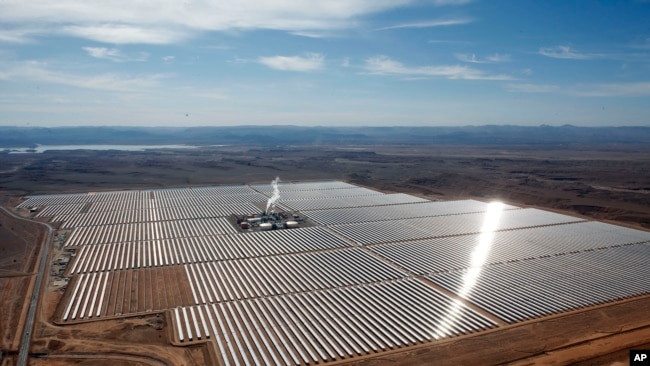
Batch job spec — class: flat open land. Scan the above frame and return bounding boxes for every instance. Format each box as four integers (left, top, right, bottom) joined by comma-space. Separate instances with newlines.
1, 143, 649, 366
0, 205, 46, 358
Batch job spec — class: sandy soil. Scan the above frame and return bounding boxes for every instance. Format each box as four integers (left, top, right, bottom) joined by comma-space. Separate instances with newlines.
30, 282, 212, 365
0, 209, 45, 355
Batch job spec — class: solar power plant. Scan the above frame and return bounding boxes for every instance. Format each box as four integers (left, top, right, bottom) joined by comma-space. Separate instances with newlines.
301, 200, 521, 226
20, 180, 650, 366
279, 193, 430, 211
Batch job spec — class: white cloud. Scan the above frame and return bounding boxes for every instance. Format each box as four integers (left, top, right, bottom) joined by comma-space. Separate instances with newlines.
538, 45, 600, 60
162, 55, 175, 62
0, 0, 413, 44
290, 31, 331, 39
0, 28, 39, 43
540, 45, 648, 63
83, 47, 149, 62
0, 61, 164, 91
364, 55, 512, 80
64, 25, 190, 44
258, 53, 324, 72
378, 18, 472, 30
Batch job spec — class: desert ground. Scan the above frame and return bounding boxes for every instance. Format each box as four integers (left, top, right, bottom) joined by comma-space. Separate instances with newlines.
0, 204, 45, 359
1, 143, 649, 365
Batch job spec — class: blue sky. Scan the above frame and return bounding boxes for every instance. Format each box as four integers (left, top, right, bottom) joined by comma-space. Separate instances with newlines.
1, 0, 649, 127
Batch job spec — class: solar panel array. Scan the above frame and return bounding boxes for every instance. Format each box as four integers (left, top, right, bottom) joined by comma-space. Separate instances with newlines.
428, 243, 650, 323
151, 185, 257, 199
19, 190, 149, 207
265, 188, 384, 202
280, 193, 429, 211
36, 203, 86, 217
302, 200, 520, 225
18, 180, 650, 366
328, 208, 585, 245
54, 203, 260, 228
171, 279, 497, 366
61, 266, 193, 321
250, 180, 355, 194
20, 186, 264, 211
68, 227, 352, 274
64, 217, 236, 246
183, 248, 404, 303
370, 221, 650, 274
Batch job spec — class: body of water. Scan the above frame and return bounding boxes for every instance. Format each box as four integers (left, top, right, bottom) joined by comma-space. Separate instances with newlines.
4, 144, 224, 154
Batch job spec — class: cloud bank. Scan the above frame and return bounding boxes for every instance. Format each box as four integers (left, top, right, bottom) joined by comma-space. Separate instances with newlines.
258, 53, 325, 72
364, 55, 512, 80
0, 0, 414, 44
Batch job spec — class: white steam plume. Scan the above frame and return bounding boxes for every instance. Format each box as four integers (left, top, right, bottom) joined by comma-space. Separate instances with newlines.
266, 177, 281, 213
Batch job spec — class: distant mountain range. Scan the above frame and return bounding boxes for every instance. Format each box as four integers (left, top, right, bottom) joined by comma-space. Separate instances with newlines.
1, 125, 649, 147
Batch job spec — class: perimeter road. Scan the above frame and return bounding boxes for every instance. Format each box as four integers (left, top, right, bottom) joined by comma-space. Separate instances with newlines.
0, 207, 54, 366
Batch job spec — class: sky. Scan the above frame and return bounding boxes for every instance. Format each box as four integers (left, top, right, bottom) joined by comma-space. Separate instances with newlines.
1, 0, 649, 127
